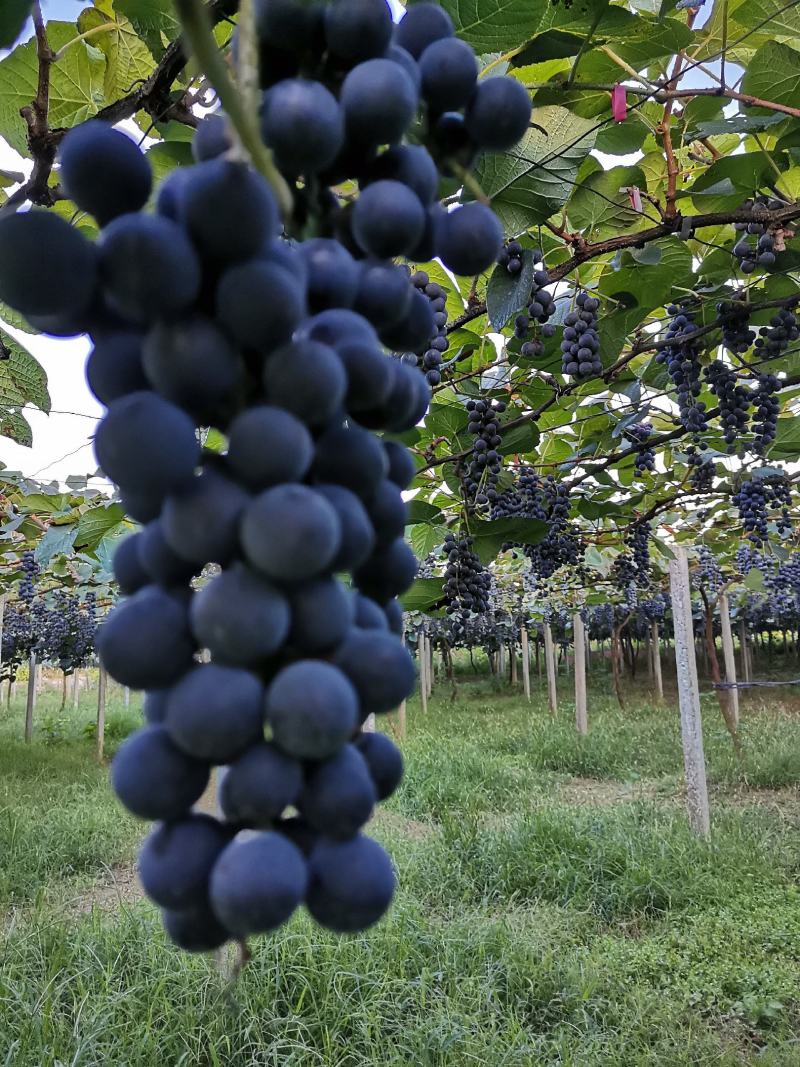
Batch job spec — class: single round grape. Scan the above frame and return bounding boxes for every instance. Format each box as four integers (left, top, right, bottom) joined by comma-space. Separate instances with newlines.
112, 532, 148, 596
418, 37, 477, 112
364, 144, 438, 205
301, 237, 361, 310
354, 537, 418, 602
299, 744, 376, 838
465, 76, 531, 150
261, 79, 344, 175
192, 113, 233, 161
59, 121, 152, 226
165, 663, 265, 763
0, 210, 97, 318
138, 519, 197, 587
98, 213, 201, 322
394, 2, 454, 58
98, 586, 195, 689
289, 577, 355, 653
111, 725, 208, 820
262, 338, 347, 426
340, 58, 418, 145
240, 484, 342, 582
312, 422, 388, 498
435, 203, 503, 276
139, 814, 229, 909
209, 832, 308, 937
352, 180, 426, 258
94, 391, 200, 500
265, 660, 359, 759
315, 483, 376, 570
162, 903, 229, 953
384, 440, 416, 489
189, 563, 290, 666
354, 593, 389, 630
306, 833, 395, 932
216, 260, 305, 352
162, 464, 250, 567
226, 405, 314, 490
367, 479, 407, 544
86, 331, 148, 404
180, 159, 278, 264
334, 627, 415, 714
219, 742, 303, 827
324, 0, 392, 61
355, 731, 404, 799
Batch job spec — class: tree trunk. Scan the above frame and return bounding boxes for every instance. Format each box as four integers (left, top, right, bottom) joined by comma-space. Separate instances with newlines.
543, 624, 557, 715
419, 638, 428, 714
719, 591, 739, 729
573, 613, 587, 735
521, 626, 531, 702
509, 643, 517, 685
25, 652, 36, 743
651, 621, 663, 702
669, 546, 711, 839
702, 593, 739, 749
611, 624, 626, 710
60, 671, 68, 711
72, 669, 80, 708
96, 665, 107, 762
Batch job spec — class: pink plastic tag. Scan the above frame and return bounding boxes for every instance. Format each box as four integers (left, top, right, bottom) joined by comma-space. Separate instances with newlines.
611, 84, 627, 123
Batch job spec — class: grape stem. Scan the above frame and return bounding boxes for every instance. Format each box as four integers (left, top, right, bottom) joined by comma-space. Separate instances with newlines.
174, 0, 294, 221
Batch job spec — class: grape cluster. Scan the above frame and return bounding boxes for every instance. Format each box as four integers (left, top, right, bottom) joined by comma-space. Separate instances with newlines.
734, 475, 792, 544
690, 457, 715, 492
19, 550, 38, 604
38, 591, 97, 673
526, 478, 584, 582
512, 250, 556, 359
753, 307, 799, 361
497, 239, 523, 275
735, 543, 768, 576
750, 372, 780, 456
464, 398, 505, 508
627, 519, 651, 585
441, 532, 491, 615
693, 546, 722, 595
627, 422, 655, 476
491, 465, 548, 522
0, 1, 534, 955
561, 292, 601, 378
717, 300, 754, 355
657, 306, 708, 463
705, 360, 750, 453
732, 197, 784, 273
405, 270, 448, 386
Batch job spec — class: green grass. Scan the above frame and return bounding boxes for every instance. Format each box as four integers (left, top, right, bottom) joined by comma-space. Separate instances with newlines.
1, 669, 800, 1064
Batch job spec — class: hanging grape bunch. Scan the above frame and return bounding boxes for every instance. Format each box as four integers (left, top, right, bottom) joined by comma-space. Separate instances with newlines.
498, 239, 523, 275
734, 475, 793, 544
0, 0, 532, 955
561, 292, 601, 378
441, 532, 492, 615
463, 398, 506, 509
405, 270, 449, 386
656, 305, 708, 467
732, 195, 787, 273
512, 248, 556, 360
750, 372, 780, 455
626, 422, 656, 476
704, 361, 750, 454
717, 300, 754, 355
753, 307, 799, 360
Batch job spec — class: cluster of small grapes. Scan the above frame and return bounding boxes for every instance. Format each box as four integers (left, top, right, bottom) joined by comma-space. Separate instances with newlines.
732, 197, 784, 273
19, 550, 38, 604
612, 553, 639, 611
734, 476, 793, 544
463, 398, 506, 508
498, 239, 523, 275
638, 595, 666, 627
526, 479, 584, 582
38, 591, 98, 673
627, 422, 656, 476
735, 543, 768, 575
717, 300, 754, 355
560, 292, 601, 378
0, 1, 533, 955
513, 251, 556, 360
627, 519, 651, 585
657, 306, 708, 464
405, 270, 448, 386
693, 546, 722, 595
441, 532, 492, 615
750, 372, 780, 455
690, 457, 715, 492
490, 465, 548, 522
705, 361, 750, 453
753, 307, 799, 360
587, 603, 615, 640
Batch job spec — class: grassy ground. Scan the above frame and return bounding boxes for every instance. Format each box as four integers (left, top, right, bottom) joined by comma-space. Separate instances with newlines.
1, 661, 800, 1065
